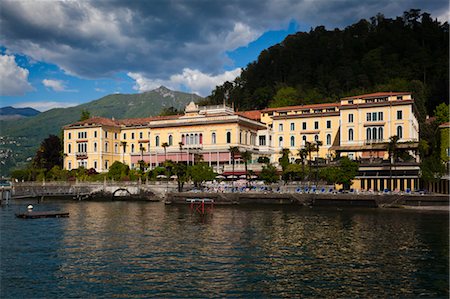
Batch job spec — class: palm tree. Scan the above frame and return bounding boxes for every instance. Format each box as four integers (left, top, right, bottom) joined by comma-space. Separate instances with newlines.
297, 148, 308, 179
315, 140, 323, 186
240, 150, 252, 182
387, 135, 399, 191
229, 146, 240, 185
139, 144, 146, 171
304, 141, 315, 180
161, 142, 169, 162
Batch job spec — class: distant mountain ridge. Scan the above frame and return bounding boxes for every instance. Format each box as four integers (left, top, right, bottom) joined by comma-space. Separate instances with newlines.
0, 106, 40, 120
0, 86, 202, 175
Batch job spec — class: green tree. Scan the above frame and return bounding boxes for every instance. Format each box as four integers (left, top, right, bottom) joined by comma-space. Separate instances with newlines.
79, 109, 91, 121
335, 157, 359, 189
257, 156, 270, 164
387, 135, 400, 190
297, 148, 308, 177
229, 146, 240, 183
173, 162, 188, 192
284, 163, 305, 181
304, 141, 316, 180
108, 161, 130, 181
269, 87, 299, 108
161, 142, 169, 161
259, 163, 279, 184
32, 135, 63, 172
278, 148, 290, 172
434, 103, 449, 124
188, 163, 215, 188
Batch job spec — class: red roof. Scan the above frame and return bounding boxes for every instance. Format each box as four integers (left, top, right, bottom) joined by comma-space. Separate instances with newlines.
261, 102, 340, 113
64, 116, 120, 128
342, 91, 411, 100
236, 110, 261, 121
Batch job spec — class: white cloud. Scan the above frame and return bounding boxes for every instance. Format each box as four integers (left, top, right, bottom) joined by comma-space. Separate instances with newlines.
0, 54, 33, 96
14, 101, 79, 112
128, 68, 242, 96
42, 79, 65, 91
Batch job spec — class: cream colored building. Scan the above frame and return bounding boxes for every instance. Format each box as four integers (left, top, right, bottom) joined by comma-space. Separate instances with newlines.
63, 91, 420, 191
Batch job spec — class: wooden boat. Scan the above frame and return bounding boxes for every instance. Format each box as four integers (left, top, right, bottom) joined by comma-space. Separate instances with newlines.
15, 211, 69, 219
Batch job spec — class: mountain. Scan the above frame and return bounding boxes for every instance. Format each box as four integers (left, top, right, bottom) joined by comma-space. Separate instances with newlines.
0, 106, 40, 120
0, 86, 202, 175
207, 10, 448, 116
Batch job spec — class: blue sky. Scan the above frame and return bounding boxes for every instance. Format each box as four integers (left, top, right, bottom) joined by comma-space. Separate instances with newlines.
0, 1, 448, 111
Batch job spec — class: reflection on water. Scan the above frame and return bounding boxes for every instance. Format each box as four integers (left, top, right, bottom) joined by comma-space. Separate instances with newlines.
1, 202, 448, 298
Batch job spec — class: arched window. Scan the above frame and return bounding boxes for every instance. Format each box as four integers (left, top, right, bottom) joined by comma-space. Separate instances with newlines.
93, 142, 97, 152
168, 135, 173, 146
114, 143, 118, 154
199, 133, 203, 144
105, 142, 109, 152
155, 136, 160, 147
290, 136, 295, 147
302, 135, 306, 145
366, 128, 371, 140
348, 128, 354, 141
378, 127, 383, 141
314, 135, 319, 141
226, 132, 231, 144
279, 136, 283, 147
131, 144, 135, 153
326, 134, 331, 145
397, 126, 403, 139
182, 134, 186, 145
372, 127, 377, 140
68, 144, 71, 153
211, 132, 216, 144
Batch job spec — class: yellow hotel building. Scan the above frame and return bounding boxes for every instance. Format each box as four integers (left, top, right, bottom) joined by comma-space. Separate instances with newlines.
63, 91, 420, 191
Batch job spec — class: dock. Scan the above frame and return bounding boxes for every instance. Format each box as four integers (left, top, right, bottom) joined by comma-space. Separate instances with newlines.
15, 211, 70, 219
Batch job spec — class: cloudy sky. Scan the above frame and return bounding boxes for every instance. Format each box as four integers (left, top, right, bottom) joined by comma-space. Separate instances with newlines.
0, 0, 448, 111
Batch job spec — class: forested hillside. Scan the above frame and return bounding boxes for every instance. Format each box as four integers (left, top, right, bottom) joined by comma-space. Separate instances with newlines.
207, 10, 448, 117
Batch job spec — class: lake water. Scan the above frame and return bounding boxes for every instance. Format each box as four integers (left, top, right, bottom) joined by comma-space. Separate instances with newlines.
1, 201, 448, 298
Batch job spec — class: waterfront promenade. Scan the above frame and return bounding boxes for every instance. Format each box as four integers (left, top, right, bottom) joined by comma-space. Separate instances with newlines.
7, 181, 449, 209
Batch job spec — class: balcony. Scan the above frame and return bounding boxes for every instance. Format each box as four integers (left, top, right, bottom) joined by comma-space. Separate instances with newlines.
76, 152, 88, 160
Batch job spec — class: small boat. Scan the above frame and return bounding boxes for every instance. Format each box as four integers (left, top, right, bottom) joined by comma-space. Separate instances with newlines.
15, 211, 69, 219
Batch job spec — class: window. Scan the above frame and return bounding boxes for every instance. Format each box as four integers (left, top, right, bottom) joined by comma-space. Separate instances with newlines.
212, 133, 216, 144
314, 121, 319, 130
168, 135, 173, 146
94, 161, 97, 169
199, 133, 203, 144
279, 136, 283, 147
378, 112, 383, 121
348, 129, 354, 141
397, 126, 403, 139
348, 100, 353, 104
94, 131, 97, 138
259, 135, 266, 146
155, 136, 160, 147
139, 132, 143, 139
68, 161, 72, 170
348, 114, 354, 123
105, 142, 109, 152
115, 143, 118, 154
105, 160, 109, 170
290, 136, 295, 147
226, 132, 231, 144
378, 127, 383, 141
239, 131, 242, 144
77, 142, 87, 153
366, 113, 371, 122
302, 122, 306, 130
372, 112, 377, 121
397, 96, 403, 100
123, 133, 127, 139
302, 135, 306, 145
366, 128, 371, 140
68, 133, 71, 139
68, 144, 71, 153
290, 123, 295, 131
131, 133, 135, 140
78, 131, 87, 139
114, 133, 118, 139
372, 127, 377, 140
131, 144, 135, 153
326, 120, 331, 129
279, 124, 283, 132
326, 134, 331, 145
397, 110, 402, 120
93, 142, 97, 152
314, 135, 319, 142
105, 131, 108, 138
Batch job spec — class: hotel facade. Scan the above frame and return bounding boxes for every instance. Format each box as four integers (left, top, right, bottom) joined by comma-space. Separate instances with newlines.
63, 92, 420, 191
